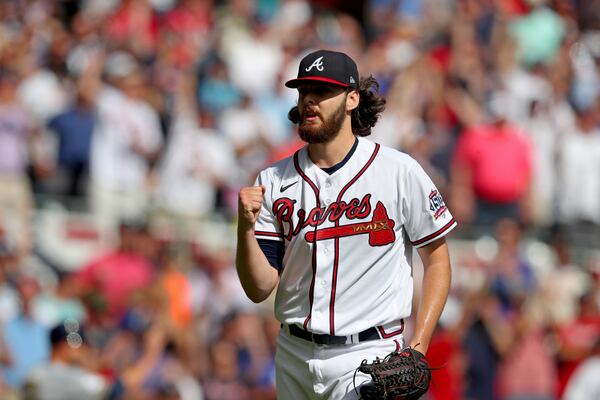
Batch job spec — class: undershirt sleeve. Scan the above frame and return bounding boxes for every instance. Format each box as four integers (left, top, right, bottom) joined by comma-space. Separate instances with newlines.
258, 239, 285, 272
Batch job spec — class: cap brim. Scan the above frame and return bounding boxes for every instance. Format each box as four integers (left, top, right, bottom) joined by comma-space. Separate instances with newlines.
285, 76, 351, 88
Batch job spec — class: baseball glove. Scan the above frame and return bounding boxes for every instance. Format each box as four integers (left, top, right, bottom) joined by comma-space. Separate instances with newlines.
355, 347, 432, 400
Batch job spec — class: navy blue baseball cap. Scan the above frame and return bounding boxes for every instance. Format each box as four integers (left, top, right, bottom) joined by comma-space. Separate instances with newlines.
285, 50, 359, 89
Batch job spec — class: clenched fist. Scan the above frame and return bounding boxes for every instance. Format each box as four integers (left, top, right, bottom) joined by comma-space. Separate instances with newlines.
238, 185, 266, 231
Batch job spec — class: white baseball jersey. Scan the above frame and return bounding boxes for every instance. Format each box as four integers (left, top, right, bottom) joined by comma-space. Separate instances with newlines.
255, 137, 456, 336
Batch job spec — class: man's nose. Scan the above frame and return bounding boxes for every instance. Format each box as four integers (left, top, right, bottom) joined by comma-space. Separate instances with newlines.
302, 93, 317, 106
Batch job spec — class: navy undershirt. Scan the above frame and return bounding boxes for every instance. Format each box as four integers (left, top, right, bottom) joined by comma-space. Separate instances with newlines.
258, 138, 359, 271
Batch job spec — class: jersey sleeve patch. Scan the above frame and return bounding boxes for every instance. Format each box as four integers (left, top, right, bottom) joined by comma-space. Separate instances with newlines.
411, 218, 457, 248
428, 190, 448, 220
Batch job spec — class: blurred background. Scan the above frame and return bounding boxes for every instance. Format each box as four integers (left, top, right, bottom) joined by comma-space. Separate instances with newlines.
0, 0, 599, 399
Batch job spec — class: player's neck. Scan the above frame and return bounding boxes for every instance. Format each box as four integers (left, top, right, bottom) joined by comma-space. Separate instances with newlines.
308, 127, 357, 168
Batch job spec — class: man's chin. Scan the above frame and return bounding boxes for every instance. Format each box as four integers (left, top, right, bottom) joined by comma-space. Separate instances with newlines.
298, 129, 332, 144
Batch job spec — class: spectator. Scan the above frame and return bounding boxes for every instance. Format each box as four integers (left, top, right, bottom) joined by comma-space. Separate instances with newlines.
218, 94, 276, 184
496, 301, 557, 400
105, 315, 203, 400
31, 271, 87, 330
556, 102, 600, 226
1, 277, 50, 390
155, 70, 237, 227
538, 228, 590, 326
562, 338, 600, 400
44, 78, 96, 204
74, 219, 155, 324
451, 97, 533, 233
516, 88, 571, 227
0, 241, 19, 324
509, 5, 566, 68
22, 321, 108, 400
80, 50, 163, 231
460, 290, 511, 400
221, 14, 285, 97
554, 292, 600, 397
423, 324, 466, 400
0, 67, 39, 254
487, 219, 536, 313
202, 339, 250, 400
105, 0, 160, 59
196, 56, 242, 114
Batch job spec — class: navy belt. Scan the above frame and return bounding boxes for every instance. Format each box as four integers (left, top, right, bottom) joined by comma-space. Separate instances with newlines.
286, 324, 380, 345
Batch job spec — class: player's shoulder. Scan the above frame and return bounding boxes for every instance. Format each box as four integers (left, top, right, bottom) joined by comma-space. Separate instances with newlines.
257, 147, 304, 183
362, 138, 421, 170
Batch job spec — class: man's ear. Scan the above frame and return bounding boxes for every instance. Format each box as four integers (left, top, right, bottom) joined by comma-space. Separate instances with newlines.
346, 90, 359, 112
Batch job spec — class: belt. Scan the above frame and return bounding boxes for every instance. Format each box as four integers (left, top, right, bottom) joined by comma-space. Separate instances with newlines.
286, 324, 381, 345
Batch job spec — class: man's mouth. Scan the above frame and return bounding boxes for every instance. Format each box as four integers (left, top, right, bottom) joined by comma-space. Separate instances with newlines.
302, 109, 320, 123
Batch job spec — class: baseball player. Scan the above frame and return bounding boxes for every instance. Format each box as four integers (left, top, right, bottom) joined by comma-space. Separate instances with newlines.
236, 49, 456, 399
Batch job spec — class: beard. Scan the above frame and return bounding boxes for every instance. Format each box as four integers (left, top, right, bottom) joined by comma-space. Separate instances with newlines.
298, 100, 347, 144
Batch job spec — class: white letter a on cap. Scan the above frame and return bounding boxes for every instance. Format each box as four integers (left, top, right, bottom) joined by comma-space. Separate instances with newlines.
305, 56, 324, 72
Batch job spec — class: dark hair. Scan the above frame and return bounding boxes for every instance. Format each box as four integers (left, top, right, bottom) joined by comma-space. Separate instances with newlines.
287, 75, 386, 136
351, 75, 386, 136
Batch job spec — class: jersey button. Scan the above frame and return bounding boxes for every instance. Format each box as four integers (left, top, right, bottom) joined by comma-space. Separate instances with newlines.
326, 181, 332, 188
323, 248, 328, 253
325, 198, 331, 205
321, 280, 327, 286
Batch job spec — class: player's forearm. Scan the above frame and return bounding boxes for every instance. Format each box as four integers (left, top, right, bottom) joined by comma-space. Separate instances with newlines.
411, 239, 452, 353
236, 228, 279, 303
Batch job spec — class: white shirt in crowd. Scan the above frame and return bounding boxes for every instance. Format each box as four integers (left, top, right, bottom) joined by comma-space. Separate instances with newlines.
563, 357, 600, 400
556, 126, 600, 224
90, 86, 163, 192
156, 113, 236, 217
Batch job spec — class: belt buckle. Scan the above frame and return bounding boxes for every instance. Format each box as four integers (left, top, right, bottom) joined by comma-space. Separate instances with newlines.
345, 333, 359, 345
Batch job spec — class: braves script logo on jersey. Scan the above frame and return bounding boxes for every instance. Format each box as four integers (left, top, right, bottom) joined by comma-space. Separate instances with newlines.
272, 195, 396, 246
305, 56, 325, 72
429, 190, 447, 220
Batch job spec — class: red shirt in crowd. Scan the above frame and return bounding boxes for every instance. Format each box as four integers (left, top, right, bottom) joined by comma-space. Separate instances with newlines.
75, 251, 155, 321
555, 315, 600, 396
427, 329, 465, 400
453, 122, 532, 204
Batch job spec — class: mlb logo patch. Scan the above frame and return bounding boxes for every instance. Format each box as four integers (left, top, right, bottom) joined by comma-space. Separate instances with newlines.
429, 190, 447, 220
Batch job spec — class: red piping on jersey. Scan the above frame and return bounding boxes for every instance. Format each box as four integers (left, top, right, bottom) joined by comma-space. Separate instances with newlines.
293, 150, 320, 331
329, 143, 380, 335
255, 231, 284, 239
411, 218, 456, 246
377, 320, 404, 338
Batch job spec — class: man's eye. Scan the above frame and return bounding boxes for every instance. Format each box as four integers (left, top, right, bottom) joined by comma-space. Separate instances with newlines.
314, 86, 330, 94
299, 86, 332, 96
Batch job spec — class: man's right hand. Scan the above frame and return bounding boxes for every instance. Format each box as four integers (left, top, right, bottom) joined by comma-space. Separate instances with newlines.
238, 185, 266, 231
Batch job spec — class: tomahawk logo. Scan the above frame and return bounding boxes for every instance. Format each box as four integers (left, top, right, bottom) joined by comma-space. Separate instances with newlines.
272, 195, 396, 246
305, 56, 324, 72
305, 202, 396, 247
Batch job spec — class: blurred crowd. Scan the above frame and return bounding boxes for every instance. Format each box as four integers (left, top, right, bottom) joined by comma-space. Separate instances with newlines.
0, 0, 600, 399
